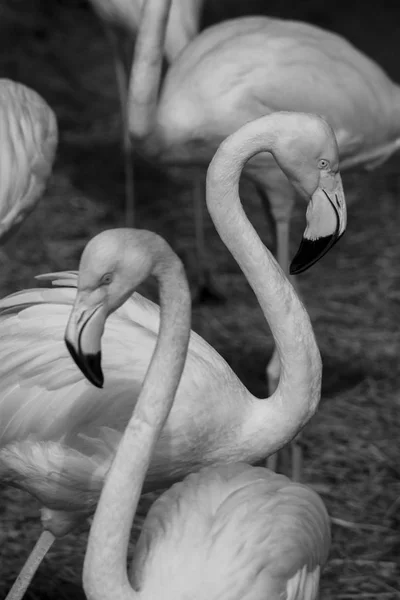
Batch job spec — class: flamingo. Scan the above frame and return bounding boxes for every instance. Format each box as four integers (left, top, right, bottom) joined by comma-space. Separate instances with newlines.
128, 0, 399, 374
77, 235, 330, 600
86, 0, 204, 227
0, 79, 57, 251
1, 111, 345, 600
127, 0, 399, 474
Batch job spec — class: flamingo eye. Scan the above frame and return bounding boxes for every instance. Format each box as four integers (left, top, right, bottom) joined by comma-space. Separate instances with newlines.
318, 159, 330, 170
100, 273, 113, 286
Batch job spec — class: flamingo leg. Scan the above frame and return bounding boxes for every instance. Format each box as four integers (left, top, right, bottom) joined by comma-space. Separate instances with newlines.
104, 25, 135, 227
192, 177, 225, 305
5, 530, 55, 600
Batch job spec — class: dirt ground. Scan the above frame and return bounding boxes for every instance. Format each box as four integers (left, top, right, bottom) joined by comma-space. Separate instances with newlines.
0, 1, 399, 598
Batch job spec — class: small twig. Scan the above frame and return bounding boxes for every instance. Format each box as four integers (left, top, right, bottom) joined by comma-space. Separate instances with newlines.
331, 517, 391, 532
329, 558, 397, 570
384, 495, 400, 519
378, 579, 400, 597
337, 594, 397, 599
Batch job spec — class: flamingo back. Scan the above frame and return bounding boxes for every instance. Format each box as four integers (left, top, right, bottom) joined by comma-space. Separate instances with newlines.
0, 275, 156, 447
158, 16, 400, 166
131, 463, 330, 599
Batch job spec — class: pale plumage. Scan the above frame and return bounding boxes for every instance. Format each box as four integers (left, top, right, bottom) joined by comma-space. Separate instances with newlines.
0, 79, 57, 244
2, 112, 342, 599
127, 464, 330, 600
157, 17, 400, 166
0, 273, 246, 499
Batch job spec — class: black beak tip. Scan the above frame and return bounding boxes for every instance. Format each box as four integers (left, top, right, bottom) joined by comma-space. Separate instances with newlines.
290, 234, 337, 275
65, 337, 104, 389
85, 353, 104, 389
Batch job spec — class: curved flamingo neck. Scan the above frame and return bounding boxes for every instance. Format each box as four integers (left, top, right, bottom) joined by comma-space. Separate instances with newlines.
163, 0, 202, 63
207, 114, 322, 454
82, 241, 191, 600
128, 0, 172, 155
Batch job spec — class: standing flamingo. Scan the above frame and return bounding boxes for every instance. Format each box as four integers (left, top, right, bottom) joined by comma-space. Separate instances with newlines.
128, 0, 399, 475
78, 235, 330, 600
1, 112, 344, 600
87, 0, 204, 227
0, 79, 57, 250
128, 0, 399, 378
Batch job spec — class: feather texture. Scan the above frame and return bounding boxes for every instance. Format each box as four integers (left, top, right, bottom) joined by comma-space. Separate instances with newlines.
0, 271, 252, 512
0, 79, 57, 242
130, 463, 330, 599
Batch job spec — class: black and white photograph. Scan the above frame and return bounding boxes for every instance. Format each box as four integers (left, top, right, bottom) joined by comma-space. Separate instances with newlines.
0, 1, 399, 598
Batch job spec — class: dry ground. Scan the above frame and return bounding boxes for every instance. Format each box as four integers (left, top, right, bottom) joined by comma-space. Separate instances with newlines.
0, 1, 399, 598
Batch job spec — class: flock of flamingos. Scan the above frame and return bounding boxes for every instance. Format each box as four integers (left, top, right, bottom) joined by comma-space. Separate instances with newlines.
1, 0, 400, 598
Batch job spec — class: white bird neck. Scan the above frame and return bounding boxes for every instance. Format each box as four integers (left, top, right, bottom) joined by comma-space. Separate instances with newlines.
207, 114, 322, 456
162, 0, 202, 63
82, 242, 191, 600
128, 0, 173, 155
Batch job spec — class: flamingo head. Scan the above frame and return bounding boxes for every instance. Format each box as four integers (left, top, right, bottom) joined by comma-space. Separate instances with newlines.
274, 113, 347, 274
64, 228, 156, 388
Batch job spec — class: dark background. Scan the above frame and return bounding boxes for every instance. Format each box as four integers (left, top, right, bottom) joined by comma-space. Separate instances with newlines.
0, 1, 399, 599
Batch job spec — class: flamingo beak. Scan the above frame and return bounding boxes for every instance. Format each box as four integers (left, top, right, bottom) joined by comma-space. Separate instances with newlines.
64, 297, 106, 389
290, 172, 346, 275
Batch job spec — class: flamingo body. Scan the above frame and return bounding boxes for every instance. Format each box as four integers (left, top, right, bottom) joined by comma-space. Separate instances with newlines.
157, 16, 400, 167
0, 272, 254, 511
129, 463, 330, 599
0, 79, 57, 243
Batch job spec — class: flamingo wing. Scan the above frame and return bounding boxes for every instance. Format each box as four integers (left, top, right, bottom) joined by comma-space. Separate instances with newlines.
0, 271, 247, 506
0, 272, 164, 508
0, 271, 232, 456
132, 463, 330, 599
0, 272, 158, 447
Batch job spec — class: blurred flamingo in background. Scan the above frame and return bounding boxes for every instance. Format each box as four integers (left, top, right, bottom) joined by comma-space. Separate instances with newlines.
78, 233, 330, 600
128, 0, 400, 476
0, 79, 57, 255
1, 111, 344, 600
128, 0, 349, 298
87, 0, 205, 227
